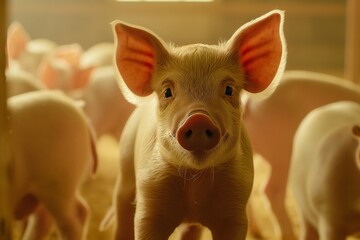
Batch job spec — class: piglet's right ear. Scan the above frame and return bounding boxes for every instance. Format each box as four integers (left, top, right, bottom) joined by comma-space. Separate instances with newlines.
228, 10, 286, 95
112, 21, 168, 97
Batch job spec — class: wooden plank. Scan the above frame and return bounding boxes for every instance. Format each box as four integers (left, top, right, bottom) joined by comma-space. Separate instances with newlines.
345, 0, 360, 83
12, 1, 345, 17
0, 0, 12, 238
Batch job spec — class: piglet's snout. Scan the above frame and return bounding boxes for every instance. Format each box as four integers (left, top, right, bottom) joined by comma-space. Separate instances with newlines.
176, 113, 221, 151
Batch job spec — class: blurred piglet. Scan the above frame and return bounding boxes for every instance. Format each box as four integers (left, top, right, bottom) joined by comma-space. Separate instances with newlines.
38, 43, 89, 91
103, 10, 286, 239
7, 22, 57, 75
6, 67, 45, 97
38, 42, 114, 92
36, 43, 133, 140
79, 66, 134, 140
290, 101, 360, 240
243, 71, 360, 240
8, 91, 98, 240
80, 42, 114, 69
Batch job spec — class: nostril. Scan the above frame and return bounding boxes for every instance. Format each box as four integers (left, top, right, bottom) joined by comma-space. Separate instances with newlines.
205, 129, 213, 138
185, 129, 192, 138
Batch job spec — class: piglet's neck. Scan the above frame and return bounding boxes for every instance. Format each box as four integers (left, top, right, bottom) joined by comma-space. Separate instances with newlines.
179, 168, 215, 221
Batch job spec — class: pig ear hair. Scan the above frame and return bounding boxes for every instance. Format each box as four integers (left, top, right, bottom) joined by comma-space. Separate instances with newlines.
228, 10, 287, 98
111, 20, 168, 104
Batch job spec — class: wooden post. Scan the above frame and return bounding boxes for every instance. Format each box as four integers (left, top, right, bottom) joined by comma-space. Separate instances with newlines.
0, 0, 12, 238
345, 0, 360, 83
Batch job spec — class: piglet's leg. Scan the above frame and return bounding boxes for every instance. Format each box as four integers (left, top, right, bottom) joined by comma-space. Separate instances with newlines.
114, 177, 136, 240
114, 145, 136, 240
179, 224, 203, 240
134, 207, 181, 240
246, 198, 263, 237
264, 157, 297, 240
318, 218, 346, 240
44, 195, 89, 240
135, 187, 185, 240
22, 204, 53, 240
299, 215, 318, 240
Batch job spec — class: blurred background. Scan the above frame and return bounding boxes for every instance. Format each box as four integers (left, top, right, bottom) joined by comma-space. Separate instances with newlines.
8, 0, 346, 77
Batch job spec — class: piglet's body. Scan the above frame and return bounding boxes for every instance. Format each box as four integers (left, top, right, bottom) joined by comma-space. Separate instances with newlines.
6, 68, 45, 97
107, 10, 286, 240
8, 91, 98, 240
243, 71, 360, 239
290, 101, 360, 240
80, 66, 134, 140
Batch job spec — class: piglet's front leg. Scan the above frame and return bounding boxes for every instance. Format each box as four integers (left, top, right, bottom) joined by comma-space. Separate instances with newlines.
134, 168, 185, 240
134, 207, 181, 240
210, 217, 248, 240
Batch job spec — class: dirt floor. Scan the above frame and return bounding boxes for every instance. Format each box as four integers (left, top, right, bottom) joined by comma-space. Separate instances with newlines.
13, 135, 358, 239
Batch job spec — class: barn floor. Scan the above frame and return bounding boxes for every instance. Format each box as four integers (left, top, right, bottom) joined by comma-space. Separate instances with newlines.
13, 135, 358, 239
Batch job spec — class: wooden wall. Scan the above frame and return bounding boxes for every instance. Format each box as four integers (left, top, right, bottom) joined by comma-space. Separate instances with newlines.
8, 0, 346, 74
345, 0, 360, 83
0, 0, 12, 238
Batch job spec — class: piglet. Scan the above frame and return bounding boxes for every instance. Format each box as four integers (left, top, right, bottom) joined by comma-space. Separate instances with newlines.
38, 43, 114, 93
80, 42, 114, 69
6, 67, 45, 97
7, 22, 57, 75
290, 101, 360, 240
38, 43, 94, 91
243, 70, 360, 239
8, 91, 98, 240
79, 66, 134, 140
106, 10, 286, 240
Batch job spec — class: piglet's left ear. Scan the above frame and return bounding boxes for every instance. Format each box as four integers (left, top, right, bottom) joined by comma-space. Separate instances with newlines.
228, 10, 287, 93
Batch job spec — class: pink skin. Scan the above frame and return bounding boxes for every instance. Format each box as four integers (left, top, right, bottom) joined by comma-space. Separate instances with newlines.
38, 43, 114, 92
38, 44, 95, 92
243, 71, 360, 240
7, 24, 91, 92
290, 101, 360, 240
7, 22, 57, 75
104, 10, 286, 240
6, 22, 132, 142
8, 91, 98, 240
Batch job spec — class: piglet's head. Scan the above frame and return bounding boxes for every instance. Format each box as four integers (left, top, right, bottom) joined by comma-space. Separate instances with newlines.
112, 10, 286, 169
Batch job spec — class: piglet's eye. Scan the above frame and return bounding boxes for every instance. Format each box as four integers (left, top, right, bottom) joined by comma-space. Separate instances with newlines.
164, 88, 173, 98
225, 86, 233, 96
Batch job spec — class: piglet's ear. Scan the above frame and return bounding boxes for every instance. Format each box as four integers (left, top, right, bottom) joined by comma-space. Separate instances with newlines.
7, 22, 30, 59
228, 10, 286, 93
112, 21, 168, 98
